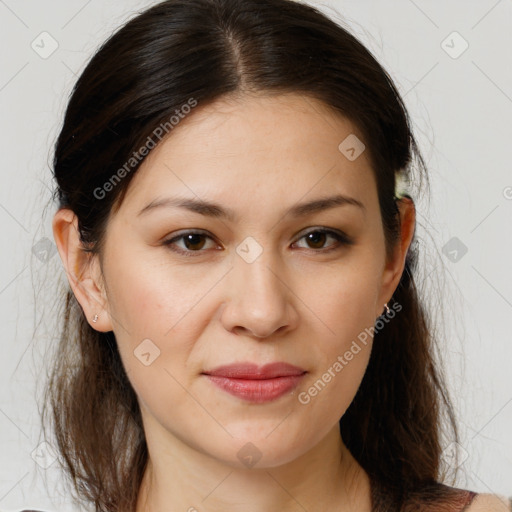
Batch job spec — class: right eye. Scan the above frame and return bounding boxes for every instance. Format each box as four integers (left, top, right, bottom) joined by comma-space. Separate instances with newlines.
162, 230, 221, 257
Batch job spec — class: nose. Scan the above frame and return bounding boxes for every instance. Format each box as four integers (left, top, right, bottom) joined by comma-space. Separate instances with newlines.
219, 248, 299, 339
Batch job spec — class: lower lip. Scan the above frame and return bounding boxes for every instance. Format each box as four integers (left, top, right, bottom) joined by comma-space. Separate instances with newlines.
204, 374, 305, 403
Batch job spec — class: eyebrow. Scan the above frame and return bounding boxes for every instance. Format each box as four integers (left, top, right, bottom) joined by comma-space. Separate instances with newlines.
137, 193, 365, 221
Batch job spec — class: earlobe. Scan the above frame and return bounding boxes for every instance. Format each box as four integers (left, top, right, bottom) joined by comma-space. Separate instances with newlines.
52, 208, 113, 332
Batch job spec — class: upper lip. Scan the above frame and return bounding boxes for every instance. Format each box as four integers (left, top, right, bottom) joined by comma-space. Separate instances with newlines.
202, 362, 306, 379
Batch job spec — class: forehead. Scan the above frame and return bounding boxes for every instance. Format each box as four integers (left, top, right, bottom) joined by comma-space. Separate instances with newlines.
159, 92, 363, 153
119, 92, 377, 216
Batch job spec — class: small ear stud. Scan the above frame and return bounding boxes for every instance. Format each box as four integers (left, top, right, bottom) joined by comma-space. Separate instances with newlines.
384, 303, 390, 314
92, 314, 98, 323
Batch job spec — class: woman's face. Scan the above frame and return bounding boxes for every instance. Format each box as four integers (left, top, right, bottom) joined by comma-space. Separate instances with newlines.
77, 93, 408, 468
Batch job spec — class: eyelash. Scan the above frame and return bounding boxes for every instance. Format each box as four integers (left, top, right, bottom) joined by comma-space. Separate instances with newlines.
162, 228, 354, 257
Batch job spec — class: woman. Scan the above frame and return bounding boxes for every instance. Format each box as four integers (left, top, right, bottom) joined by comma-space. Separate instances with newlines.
36, 0, 510, 510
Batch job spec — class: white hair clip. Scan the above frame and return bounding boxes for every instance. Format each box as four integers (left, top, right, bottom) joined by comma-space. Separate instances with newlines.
394, 168, 410, 199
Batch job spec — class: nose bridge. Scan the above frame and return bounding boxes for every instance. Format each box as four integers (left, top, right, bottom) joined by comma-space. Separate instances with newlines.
221, 236, 294, 338
235, 237, 285, 312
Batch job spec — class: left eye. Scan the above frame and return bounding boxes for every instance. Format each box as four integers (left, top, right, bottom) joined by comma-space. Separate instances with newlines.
293, 229, 352, 251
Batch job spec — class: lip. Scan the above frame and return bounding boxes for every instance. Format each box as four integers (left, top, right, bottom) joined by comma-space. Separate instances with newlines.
204, 362, 306, 379
202, 362, 307, 403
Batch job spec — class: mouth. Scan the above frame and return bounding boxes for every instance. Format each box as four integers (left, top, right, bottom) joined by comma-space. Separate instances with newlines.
202, 362, 307, 403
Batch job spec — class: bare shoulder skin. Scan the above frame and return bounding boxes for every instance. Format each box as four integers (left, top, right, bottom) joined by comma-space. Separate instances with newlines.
467, 493, 511, 511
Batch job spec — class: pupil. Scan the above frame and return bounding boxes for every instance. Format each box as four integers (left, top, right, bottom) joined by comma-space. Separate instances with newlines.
307, 232, 326, 249
185, 234, 205, 250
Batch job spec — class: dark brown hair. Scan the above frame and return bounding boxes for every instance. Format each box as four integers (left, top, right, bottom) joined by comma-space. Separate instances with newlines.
44, 0, 461, 510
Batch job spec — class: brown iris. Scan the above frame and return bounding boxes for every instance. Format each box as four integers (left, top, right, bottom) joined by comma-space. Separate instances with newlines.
304, 231, 328, 249
183, 233, 207, 251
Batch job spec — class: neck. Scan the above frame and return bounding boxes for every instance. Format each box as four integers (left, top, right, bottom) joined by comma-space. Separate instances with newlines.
135, 423, 372, 512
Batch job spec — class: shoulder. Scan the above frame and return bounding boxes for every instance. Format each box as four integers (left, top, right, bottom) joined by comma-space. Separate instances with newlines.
466, 493, 511, 511
371, 478, 511, 512
400, 483, 511, 512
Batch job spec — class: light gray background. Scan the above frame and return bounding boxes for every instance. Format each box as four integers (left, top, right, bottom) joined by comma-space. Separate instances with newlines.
0, 0, 511, 510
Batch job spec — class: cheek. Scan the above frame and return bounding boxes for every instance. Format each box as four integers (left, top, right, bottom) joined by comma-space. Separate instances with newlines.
102, 251, 221, 406
317, 259, 382, 341
299, 258, 380, 412
300, 317, 373, 424
104, 245, 219, 336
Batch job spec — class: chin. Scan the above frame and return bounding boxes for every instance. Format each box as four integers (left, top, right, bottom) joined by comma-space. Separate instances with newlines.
198, 427, 312, 470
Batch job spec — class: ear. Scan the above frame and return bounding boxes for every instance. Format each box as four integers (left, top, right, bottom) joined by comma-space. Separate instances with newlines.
52, 208, 113, 332
376, 197, 416, 317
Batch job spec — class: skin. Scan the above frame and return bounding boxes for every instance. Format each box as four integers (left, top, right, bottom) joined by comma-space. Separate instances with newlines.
53, 92, 417, 512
